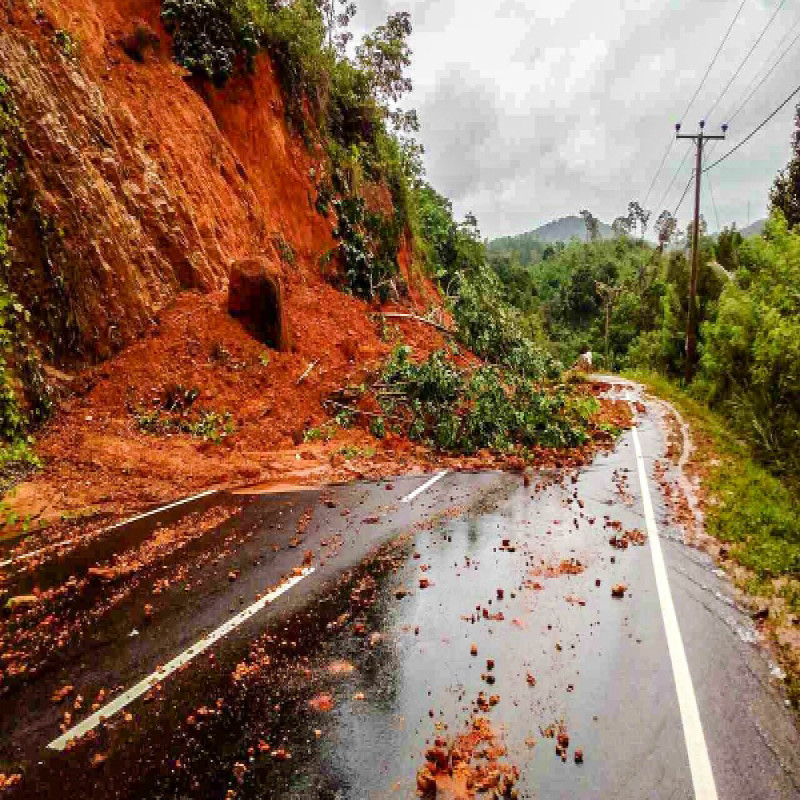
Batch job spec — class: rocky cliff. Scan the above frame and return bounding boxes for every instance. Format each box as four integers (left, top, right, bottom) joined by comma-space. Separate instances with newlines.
1, 0, 336, 363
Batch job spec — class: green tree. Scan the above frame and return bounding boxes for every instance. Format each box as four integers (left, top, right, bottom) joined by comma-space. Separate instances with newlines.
770, 102, 800, 229
654, 209, 677, 252
579, 209, 600, 242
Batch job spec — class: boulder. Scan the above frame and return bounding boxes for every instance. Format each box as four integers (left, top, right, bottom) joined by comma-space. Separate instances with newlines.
228, 258, 290, 352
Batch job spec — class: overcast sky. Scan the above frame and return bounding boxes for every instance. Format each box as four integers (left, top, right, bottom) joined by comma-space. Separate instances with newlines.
352, 0, 798, 239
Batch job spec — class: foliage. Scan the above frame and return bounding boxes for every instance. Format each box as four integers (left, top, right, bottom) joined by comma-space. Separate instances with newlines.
135, 405, 235, 443
630, 371, 799, 596
453, 267, 561, 380
0, 76, 49, 485
329, 193, 402, 301
161, 0, 258, 86
376, 346, 591, 454
770, 102, 800, 230
696, 212, 800, 478
53, 29, 80, 60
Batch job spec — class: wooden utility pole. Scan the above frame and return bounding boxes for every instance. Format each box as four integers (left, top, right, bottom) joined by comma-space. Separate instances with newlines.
595, 281, 622, 371
675, 120, 726, 382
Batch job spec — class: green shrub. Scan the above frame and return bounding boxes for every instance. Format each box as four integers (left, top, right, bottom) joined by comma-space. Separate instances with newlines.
697, 212, 800, 478
161, 0, 258, 86
376, 346, 588, 454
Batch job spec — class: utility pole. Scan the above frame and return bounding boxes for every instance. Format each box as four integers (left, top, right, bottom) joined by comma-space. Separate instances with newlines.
595, 281, 622, 371
675, 120, 727, 383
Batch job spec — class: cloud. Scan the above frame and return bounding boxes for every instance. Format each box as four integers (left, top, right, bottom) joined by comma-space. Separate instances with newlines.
352, 0, 797, 237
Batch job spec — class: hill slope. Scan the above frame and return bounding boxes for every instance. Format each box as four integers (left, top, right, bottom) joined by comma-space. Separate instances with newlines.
489, 215, 614, 253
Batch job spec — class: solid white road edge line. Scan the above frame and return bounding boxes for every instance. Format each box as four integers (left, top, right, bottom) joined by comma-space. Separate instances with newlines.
400, 469, 449, 503
632, 426, 718, 800
0, 489, 218, 569
47, 566, 314, 752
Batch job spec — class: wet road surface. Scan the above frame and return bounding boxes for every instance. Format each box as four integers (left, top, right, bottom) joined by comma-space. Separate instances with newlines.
1, 388, 798, 798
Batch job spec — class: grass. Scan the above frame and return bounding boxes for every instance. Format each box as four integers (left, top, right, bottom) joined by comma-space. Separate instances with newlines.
135, 407, 235, 444
628, 369, 800, 706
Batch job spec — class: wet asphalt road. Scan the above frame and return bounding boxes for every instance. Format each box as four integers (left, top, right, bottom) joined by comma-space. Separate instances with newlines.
1, 388, 798, 798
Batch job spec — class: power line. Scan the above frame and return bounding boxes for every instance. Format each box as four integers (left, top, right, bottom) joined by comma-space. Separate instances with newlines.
681, 0, 747, 122
706, 0, 787, 121
644, 0, 746, 207
727, 20, 800, 124
655, 143, 693, 213
704, 81, 800, 172
642, 138, 674, 206
703, 15, 800, 166
673, 170, 695, 217
706, 170, 721, 231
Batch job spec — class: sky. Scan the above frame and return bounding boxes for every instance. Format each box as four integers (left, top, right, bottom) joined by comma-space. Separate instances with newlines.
351, 0, 798, 239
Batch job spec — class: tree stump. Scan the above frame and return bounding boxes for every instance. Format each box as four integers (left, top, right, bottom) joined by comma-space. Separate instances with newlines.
228, 258, 290, 352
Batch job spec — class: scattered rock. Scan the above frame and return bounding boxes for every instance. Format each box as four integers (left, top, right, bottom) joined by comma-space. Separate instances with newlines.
5, 594, 38, 612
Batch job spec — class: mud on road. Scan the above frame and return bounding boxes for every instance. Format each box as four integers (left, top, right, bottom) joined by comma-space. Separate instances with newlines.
1, 388, 798, 799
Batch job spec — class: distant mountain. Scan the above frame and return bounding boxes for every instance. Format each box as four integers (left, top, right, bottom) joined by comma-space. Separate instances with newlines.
488, 215, 614, 257
740, 218, 766, 238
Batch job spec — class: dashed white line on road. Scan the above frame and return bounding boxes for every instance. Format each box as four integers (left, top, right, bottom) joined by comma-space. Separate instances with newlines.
47, 566, 314, 752
0, 489, 217, 569
400, 470, 449, 503
632, 426, 718, 800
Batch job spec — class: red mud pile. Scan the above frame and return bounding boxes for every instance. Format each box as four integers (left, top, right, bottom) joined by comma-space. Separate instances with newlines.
416, 716, 519, 798
0, 0, 631, 530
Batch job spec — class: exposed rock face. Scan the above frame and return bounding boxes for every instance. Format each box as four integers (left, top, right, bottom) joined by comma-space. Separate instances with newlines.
228, 258, 289, 352
0, 0, 334, 363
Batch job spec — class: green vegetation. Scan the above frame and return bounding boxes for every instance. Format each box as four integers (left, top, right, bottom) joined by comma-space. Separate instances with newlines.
133, 384, 234, 443
632, 372, 799, 589
486, 194, 799, 490
373, 346, 593, 455
0, 76, 48, 483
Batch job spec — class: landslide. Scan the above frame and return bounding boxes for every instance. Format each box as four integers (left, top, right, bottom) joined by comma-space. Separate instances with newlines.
0, 0, 450, 524
0, 0, 627, 531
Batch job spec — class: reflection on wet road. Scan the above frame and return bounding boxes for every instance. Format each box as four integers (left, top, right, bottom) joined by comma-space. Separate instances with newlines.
1, 392, 798, 799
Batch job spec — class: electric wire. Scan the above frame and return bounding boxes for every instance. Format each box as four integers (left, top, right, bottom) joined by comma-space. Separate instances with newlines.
704, 16, 800, 164
704, 81, 800, 172
681, 0, 747, 122
705, 0, 787, 121
706, 170, 721, 232
672, 171, 695, 217
727, 20, 800, 124
654, 143, 693, 214
643, 0, 748, 207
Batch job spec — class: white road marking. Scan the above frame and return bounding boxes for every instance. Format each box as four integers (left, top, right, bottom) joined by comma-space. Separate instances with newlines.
0, 489, 217, 569
632, 426, 718, 800
47, 566, 314, 752
400, 470, 449, 503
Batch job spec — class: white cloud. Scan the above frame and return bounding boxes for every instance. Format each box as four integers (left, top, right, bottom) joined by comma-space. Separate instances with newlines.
352, 0, 797, 237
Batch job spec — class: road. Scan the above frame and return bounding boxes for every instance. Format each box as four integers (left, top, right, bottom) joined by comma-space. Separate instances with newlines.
0, 383, 798, 798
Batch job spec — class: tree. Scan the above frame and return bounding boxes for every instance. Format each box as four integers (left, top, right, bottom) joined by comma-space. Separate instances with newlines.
715, 225, 742, 272
317, 0, 356, 55
579, 209, 600, 242
356, 12, 413, 104
612, 216, 633, 238
627, 200, 651, 239
654, 210, 677, 252
770, 102, 800, 229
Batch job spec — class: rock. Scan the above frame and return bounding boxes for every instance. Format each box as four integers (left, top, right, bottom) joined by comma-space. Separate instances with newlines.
228, 258, 290, 351
416, 766, 437, 795
5, 594, 38, 612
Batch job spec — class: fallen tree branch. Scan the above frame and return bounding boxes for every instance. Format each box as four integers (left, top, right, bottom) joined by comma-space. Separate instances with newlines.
297, 360, 319, 385
323, 399, 406, 424
376, 312, 455, 335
